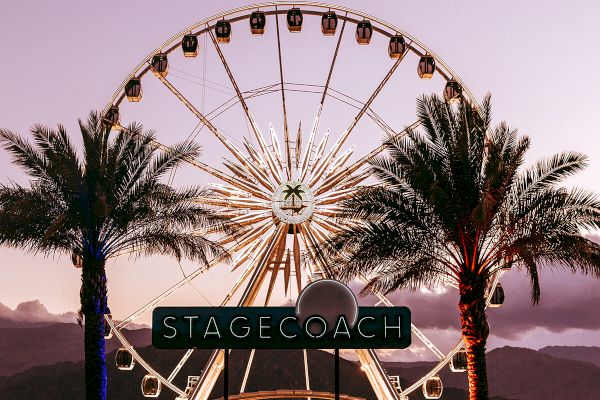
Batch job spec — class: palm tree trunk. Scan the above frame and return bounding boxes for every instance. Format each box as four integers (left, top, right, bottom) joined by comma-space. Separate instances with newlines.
81, 256, 108, 400
459, 274, 490, 400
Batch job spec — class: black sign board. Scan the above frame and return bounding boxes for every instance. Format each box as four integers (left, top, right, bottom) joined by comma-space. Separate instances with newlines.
152, 306, 411, 349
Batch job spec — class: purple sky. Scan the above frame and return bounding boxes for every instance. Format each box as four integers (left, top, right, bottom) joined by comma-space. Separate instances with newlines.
2, 1, 600, 360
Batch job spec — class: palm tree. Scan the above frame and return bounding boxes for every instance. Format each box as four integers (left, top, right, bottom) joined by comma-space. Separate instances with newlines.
0, 112, 235, 400
324, 94, 600, 399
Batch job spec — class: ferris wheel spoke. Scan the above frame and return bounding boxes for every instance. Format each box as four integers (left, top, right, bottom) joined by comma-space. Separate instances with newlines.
229, 223, 273, 267
190, 225, 285, 400
229, 235, 263, 272
299, 13, 348, 182
355, 348, 401, 400
209, 29, 283, 185
358, 275, 445, 360
201, 162, 269, 200
301, 223, 330, 270
315, 186, 356, 206
114, 238, 246, 330
230, 210, 271, 227
308, 210, 448, 362
150, 67, 275, 192
105, 318, 186, 397
221, 224, 285, 306
314, 121, 418, 195
309, 48, 411, 188
299, 224, 400, 399
312, 214, 345, 234
301, 226, 400, 399
264, 226, 288, 305
401, 339, 464, 397
194, 194, 270, 211
274, 7, 292, 179
112, 121, 270, 200
166, 348, 195, 383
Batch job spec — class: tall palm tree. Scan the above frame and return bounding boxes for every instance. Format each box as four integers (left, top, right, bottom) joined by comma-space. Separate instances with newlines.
324, 94, 600, 399
0, 112, 235, 400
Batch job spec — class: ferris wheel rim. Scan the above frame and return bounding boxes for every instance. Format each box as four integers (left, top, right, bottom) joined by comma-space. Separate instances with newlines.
102, 1, 479, 116
100, 2, 499, 399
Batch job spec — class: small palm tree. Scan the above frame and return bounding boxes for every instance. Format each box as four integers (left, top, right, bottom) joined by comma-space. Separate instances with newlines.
325, 94, 600, 399
0, 112, 235, 400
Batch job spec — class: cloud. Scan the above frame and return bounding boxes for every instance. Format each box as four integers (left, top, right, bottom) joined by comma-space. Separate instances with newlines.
487, 268, 600, 339
348, 260, 600, 342
0, 300, 150, 329
0, 299, 78, 325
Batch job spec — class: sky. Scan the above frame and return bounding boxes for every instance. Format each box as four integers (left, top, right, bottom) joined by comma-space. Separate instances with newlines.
1, 0, 600, 362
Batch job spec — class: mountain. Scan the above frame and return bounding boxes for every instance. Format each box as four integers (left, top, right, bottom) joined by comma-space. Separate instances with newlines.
0, 345, 501, 400
383, 346, 600, 400
485, 346, 600, 400
539, 345, 600, 367
0, 318, 599, 399
0, 322, 151, 376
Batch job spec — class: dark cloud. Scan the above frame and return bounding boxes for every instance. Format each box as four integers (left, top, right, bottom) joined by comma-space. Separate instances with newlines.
487, 268, 600, 339
348, 258, 600, 341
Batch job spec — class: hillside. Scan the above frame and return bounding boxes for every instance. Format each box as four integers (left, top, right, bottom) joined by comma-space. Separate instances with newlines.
0, 346, 508, 400
1, 320, 599, 399
539, 345, 600, 367
383, 346, 600, 400
0, 322, 150, 376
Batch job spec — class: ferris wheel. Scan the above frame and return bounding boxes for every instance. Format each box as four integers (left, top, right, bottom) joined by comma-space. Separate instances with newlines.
99, 2, 507, 399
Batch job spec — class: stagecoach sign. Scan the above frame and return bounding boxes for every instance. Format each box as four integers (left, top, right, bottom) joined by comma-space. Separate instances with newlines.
152, 280, 411, 349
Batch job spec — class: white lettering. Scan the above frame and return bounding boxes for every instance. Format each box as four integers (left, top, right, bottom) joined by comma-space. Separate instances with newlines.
259, 316, 272, 339
333, 315, 351, 339
184, 315, 198, 339
204, 316, 221, 339
279, 316, 298, 339
384, 316, 402, 339
163, 316, 177, 339
230, 316, 250, 339
358, 316, 376, 339
305, 316, 327, 339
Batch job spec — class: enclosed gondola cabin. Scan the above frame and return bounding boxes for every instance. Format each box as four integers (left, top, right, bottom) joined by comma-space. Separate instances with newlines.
104, 106, 120, 128
141, 375, 161, 397
321, 11, 338, 35
181, 34, 198, 57
125, 78, 142, 102
250, 11, 266, 35
489, 283, 505, 308
215, 20, 232, 43
422, 375, 443, 399
115, 348, 135, 370
287, 8, 303, 32
388, 35, 406, 59
444, 79, 462, 103
151, 53, 168, 77
450, 349, 468, 372
418, 55, 436, 79
356, 20, 373, 45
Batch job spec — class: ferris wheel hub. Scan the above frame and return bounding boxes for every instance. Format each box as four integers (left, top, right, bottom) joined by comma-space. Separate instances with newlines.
272, 180, 315, 224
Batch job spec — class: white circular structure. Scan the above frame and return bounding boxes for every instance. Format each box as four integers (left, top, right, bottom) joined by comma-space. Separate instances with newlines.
101, 3, 506, 399
272, 181, 314, 224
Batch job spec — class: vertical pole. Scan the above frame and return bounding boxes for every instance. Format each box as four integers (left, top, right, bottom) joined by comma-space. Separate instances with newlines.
334, 348, 340, 400
224, 349, 229, 400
